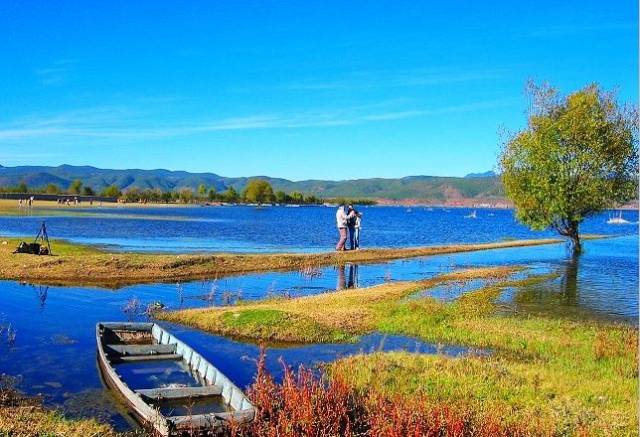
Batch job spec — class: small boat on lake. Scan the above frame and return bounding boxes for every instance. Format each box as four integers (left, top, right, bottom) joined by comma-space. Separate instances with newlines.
464, 210, 477, 219
96, 322, 254, 436
606, 211, 631, 225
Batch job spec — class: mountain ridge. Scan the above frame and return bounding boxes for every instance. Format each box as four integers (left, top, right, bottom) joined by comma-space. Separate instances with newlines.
0, 164, 505, 204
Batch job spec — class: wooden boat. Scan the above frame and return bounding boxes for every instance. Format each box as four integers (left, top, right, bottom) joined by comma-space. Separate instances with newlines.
96, 322, 255, 436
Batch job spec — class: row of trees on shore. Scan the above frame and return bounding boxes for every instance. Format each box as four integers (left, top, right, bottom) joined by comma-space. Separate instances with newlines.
0, 179, 376, 206
0, 179, 121, 198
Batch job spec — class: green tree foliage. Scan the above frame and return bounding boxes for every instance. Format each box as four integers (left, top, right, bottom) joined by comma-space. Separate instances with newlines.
275, 190, 289, 204
122, 187, 141, 203
17, 181, 28, 193
499, 82, 638, 253
208, 187, 218, 202
45, 183, 61, 194
178, 188, 194, 203
223, 187, 239, 203
304, 194, 320, 204
69, 179, 83, 194
161, 191, 173, 203
82, 186, 95, 196
289, 191, 304, 204
101, 184, 122, 198
198, 183, 207, 198
243, 180, 275, 204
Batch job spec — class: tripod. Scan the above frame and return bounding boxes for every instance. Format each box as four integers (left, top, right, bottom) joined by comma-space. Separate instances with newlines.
34, 221, 52, 255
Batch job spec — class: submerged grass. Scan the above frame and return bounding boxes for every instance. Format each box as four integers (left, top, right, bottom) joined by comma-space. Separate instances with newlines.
0, 233, 575, 287
0, 374, 115, 436
160, 265, 639, 435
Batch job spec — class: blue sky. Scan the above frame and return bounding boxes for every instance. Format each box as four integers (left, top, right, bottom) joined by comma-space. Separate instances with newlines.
0, 1, 636, 180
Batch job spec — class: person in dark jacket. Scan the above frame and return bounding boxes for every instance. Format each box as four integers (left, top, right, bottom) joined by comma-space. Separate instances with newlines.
346, 205, 358, 250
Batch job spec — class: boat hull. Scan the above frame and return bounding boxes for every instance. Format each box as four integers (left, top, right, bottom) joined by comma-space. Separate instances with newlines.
96, 322, 254, 436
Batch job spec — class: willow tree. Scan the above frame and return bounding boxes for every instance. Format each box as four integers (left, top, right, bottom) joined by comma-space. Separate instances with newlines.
243, 179, 275, 204
499, 82, 637, 254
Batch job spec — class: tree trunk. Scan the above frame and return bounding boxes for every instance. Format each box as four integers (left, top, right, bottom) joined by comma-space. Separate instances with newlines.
566, 223, 581, 255
556, 220, 582, 255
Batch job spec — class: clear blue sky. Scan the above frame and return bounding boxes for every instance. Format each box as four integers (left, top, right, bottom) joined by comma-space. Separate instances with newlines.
0, 1, 636, 180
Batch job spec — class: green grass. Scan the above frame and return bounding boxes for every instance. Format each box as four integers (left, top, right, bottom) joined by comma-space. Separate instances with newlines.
160, 266, 638, 434
220, 308, 355, 343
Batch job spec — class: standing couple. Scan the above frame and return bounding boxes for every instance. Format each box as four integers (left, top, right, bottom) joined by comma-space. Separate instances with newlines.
335, 204, 362, 251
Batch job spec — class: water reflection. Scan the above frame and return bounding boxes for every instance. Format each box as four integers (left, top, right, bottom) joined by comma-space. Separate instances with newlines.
505, 260, 579, 308
501, 248, 636, 322
559, 255, 579, 306
35, 285, 49, 309
336, 264, 359, 290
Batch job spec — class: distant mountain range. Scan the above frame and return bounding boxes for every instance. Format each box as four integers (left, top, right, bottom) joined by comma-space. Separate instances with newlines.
0, 164, 505, 205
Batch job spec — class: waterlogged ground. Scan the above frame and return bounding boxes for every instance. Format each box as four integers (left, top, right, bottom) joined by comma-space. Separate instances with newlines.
93, 236, 636, 321
0, 205, 636, 252
0, 206, 636, 430
0, 283, 473, 430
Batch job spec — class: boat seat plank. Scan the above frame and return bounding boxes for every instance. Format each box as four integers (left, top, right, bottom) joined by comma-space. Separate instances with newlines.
101, 322, 154, 331
106, 344, 177, 356
136, 385, 223, 400
117, 353, 182, 362
169, 410, 255, 428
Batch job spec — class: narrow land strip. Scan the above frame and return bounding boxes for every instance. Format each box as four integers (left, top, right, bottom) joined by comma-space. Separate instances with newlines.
0, 235, 586, 287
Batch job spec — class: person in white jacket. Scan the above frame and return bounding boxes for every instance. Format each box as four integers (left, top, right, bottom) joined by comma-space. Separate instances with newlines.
335, 205, 353, 251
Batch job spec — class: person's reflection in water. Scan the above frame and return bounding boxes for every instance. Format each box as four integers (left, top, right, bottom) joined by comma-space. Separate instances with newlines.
337, 264, 359, 290
337, 264, 346, 290
347, 264, 359, 288
36, 285, 48, 309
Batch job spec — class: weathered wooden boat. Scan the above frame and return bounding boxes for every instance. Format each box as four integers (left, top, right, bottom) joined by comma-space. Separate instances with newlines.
97, 322, 255, 436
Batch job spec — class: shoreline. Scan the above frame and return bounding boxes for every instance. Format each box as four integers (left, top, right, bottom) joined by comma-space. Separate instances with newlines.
1, 198, 637, 211
0, 236, 588, 287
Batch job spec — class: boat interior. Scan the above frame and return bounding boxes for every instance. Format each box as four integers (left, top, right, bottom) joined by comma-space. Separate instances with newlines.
98, 323, 253, 431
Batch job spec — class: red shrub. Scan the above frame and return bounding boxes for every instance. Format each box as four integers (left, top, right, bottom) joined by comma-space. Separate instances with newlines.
231, 348, 534, 437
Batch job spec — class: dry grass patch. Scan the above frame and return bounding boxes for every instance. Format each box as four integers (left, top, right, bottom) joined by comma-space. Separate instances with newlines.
159, 266, 523, 343
0, 233, 573, 286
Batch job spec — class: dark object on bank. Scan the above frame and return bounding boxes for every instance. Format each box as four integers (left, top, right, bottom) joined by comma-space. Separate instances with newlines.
13, 222, 52, 255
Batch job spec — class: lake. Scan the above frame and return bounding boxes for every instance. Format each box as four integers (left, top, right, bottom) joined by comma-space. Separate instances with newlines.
0, 206, 637, 430
0, 205, 636, 252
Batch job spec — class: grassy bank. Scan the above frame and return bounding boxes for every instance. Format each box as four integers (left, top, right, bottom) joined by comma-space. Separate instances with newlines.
0, 235, 572, 287
159, 266, 638, 434
0, 375, 115, 436
158, 266, 521, 343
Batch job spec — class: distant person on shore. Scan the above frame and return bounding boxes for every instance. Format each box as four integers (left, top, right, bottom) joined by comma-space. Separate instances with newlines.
335, 204, 353, 251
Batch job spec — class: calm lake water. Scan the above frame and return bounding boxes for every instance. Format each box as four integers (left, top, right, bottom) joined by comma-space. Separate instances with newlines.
0, 205, 637, 252
0, 206, 637, 430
